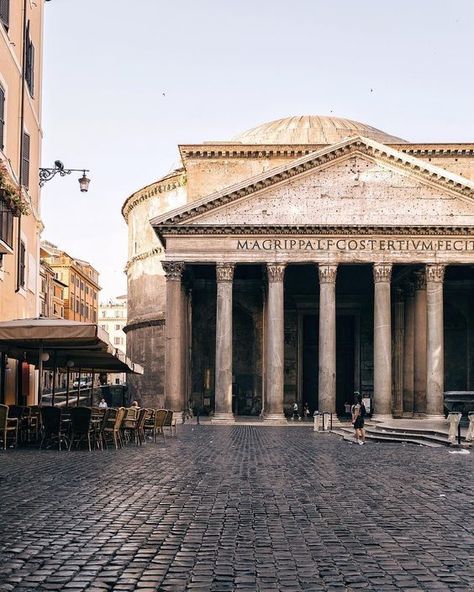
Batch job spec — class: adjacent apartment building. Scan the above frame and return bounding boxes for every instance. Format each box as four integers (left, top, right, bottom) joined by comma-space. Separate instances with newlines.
99, 295, 127, 384
0, 1, 46, 405
41, 241, 100, 323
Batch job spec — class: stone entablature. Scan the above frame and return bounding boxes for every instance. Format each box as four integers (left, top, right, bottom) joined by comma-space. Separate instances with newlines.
161, 232, 474, 265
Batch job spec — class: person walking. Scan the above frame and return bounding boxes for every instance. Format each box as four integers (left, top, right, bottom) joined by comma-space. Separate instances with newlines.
352, 393, 366, 444
292, 402, 299, 421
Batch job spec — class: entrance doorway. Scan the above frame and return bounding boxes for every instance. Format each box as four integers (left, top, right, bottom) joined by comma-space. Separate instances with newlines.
302, 314, 356, 415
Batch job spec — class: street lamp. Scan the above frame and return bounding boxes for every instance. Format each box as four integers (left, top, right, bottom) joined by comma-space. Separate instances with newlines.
39, 160, 91, 192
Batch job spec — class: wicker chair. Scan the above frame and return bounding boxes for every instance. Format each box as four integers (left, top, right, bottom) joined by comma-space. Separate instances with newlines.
143, 409, 155, 440
127, 408, 147, 445
0, 404, 19, 450
102, 407, 125, 450
121, 407, 138, 444
153, 409, 168, 442
68, 407, 97, 451
163, 410, 177, 436
40, 406, 65, 451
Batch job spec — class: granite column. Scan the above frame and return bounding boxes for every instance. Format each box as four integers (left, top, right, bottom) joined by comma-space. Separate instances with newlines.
318, 264, 338, 413
163, 261, 185, 412
426, 264, 446, 419
373, 263, 393, 421
403, 282, 415, 415
414, 270, 427, 415
265, 263, 286, 421
213, 263, 235, 422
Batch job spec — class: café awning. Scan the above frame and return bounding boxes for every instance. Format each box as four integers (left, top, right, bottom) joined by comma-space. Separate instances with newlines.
0, 318, 143, 374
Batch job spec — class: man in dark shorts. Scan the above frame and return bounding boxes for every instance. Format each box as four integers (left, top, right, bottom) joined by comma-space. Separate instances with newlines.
352, 393, 366, 445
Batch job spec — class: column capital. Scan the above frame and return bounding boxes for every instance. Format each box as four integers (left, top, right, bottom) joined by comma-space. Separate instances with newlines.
318, 264, 338, 284
373, 263, 392, 283
162, 261, 185, 281
267, 263, 286, 283
426, 264, 446, 283
216, 262, 235, 282
414, 269, 426, 290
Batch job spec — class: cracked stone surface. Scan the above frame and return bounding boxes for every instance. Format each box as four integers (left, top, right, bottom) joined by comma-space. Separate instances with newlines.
0, 426, 472, 591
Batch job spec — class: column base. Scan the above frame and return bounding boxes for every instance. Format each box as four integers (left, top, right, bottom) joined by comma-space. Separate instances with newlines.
263, 413, 288, 424
371, 414, 393, 423
211, 413, 235, 424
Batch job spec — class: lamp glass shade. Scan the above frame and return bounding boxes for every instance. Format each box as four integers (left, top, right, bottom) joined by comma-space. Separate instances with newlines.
66, 360, 74, 368
40, 352, 50, 362
78, 173, 90, 192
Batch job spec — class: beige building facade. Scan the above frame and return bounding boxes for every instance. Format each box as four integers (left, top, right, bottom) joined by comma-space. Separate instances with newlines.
123, 116, 474, 420
41, 241, 100, 324
99, 295, 127, 384
0, 1, 46, 405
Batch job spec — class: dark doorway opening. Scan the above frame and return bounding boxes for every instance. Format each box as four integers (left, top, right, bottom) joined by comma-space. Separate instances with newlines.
336, 315, 355, 414
302, 313, 356, 415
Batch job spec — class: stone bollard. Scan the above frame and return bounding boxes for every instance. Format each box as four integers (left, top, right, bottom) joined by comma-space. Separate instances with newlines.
466, 412, 474, 442
447, 412, 462, 445
313, 411, 320, 432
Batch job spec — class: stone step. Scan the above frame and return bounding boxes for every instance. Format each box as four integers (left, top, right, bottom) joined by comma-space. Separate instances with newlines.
331, 427, 446, 448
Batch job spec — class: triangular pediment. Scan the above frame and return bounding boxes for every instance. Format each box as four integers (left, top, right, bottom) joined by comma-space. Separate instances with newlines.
151, 136, 474, 231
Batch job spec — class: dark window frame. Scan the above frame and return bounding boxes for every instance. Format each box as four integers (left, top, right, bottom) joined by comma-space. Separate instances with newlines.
21, 131, 30, 189
25, 22, 35, 96
0, 0, 9, 31
0, 196, 14, 249
19, 240, 26, 288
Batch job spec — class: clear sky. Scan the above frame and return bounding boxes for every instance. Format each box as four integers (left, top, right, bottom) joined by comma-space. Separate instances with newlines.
41, 0, 474, 299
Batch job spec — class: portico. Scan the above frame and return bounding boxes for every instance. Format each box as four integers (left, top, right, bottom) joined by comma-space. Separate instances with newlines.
152, 134, 474, 420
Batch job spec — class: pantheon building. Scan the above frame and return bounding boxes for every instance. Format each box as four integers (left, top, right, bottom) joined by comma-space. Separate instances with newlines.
122, 115, 473, 421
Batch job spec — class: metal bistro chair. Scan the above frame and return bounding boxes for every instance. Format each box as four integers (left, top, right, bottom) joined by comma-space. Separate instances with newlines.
0, 405, 19, 450
69, 407, 98, 452
40, 406, 66, 451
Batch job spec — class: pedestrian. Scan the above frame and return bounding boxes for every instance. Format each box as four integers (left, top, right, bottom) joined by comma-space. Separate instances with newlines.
303, 402, 310, 420
98, 398, 108, 409
352, 393, 366, 444
292, 401, 299, 421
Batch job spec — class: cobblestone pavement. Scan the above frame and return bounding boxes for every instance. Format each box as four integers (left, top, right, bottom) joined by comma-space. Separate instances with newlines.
0, 426, 472, 592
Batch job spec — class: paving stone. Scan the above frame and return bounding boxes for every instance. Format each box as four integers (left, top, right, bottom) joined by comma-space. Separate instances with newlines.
0, 426, 472, 591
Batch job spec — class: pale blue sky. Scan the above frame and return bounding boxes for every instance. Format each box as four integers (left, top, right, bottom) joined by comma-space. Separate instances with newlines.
41, 0, 474, 298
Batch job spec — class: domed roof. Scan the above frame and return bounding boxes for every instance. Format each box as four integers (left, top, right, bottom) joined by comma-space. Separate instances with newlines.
234, 115, 407, 145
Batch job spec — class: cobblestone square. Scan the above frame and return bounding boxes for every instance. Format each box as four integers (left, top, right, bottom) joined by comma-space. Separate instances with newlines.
0, 426, 472, 592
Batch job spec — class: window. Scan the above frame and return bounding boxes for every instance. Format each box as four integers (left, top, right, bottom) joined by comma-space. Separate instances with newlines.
0, 84, 5, 150
0, 0, 9, 31
115, 324, 121, 331
85, 286, 89, 295
25, 22, 35, 96
114, 337, 121, 345
19, 241, 26, 288
115, 310, 120, 318
92, 310, 97, 322
21, 132, 30, 188
0, 197, 14, 249
101, 310, 106, 318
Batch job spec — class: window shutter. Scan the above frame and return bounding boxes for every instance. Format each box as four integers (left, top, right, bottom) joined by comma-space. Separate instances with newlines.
0, 0, 9, 30
21, 132, 30, 189
19, 241, 26, 288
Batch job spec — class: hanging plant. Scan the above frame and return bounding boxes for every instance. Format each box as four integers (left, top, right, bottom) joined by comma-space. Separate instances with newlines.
0, 163, 29, 216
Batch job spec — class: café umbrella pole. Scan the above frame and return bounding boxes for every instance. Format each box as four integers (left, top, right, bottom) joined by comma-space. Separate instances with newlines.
38, 340, 43, 406
66, 367, 70, 407
90, 370, 95, 407
51, 351, 57, 407
76, 369, 82, 407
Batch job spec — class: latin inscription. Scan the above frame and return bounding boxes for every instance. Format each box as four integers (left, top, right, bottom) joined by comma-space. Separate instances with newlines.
236, 238, 474, 252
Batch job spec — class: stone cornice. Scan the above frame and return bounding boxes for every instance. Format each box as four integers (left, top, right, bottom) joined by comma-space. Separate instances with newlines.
155, 137, 474, 228
158, 224, 474, 240
125, 247, 164, 273
124, 317, 165, 333
179, 143, 474, 160
121, 169, 186, 222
